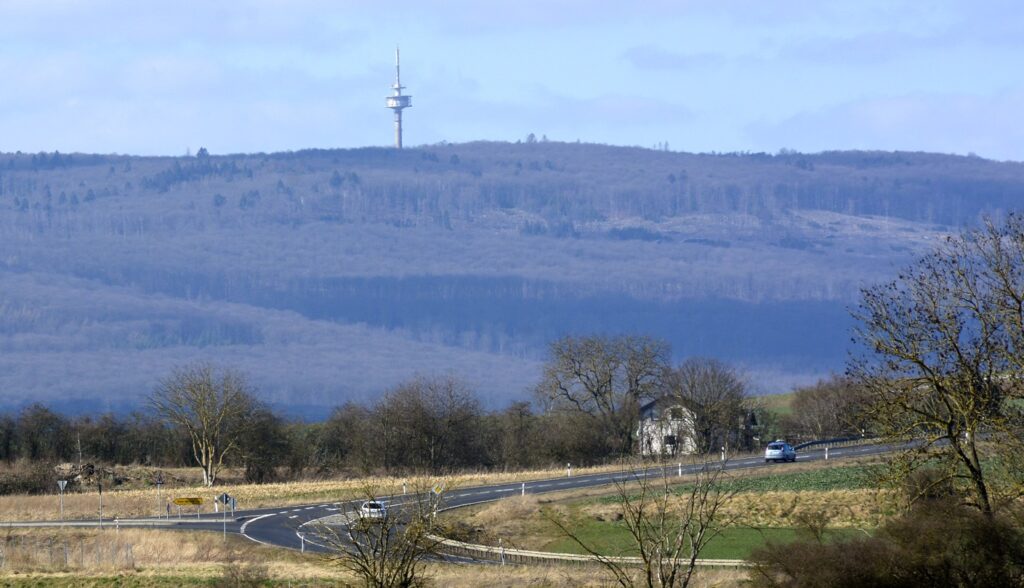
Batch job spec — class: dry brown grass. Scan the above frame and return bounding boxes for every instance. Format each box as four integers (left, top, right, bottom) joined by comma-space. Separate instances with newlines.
575, 489, 895, 529
0, 460, 723, 522
426, 562, 747, 587
0, 526, 750, 587
0, 527, 353, 585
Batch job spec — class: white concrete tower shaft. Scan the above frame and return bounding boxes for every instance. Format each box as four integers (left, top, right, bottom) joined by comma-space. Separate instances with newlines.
385, 46, 412, 148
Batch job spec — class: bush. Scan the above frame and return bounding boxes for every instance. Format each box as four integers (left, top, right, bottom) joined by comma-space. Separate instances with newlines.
748, 500, 1024, 588
0, 460, 60, 495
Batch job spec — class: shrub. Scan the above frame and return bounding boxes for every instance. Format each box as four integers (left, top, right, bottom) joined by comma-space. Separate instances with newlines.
748, 500, 1024, 588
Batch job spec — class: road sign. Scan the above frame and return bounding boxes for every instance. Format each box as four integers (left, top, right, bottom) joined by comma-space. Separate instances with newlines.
431, 482, 446, 495
218, 492, 232, 504
174, 497, 203, 506
57, 480, 68, 491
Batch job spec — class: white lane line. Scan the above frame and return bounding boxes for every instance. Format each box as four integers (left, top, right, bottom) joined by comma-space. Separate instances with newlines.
305, 507, 314, 510
279, 511, 288, 515
292, 509, 302, 513
318, 504, 328, 508
239, 513, 276, 546
289, 515, 299, 519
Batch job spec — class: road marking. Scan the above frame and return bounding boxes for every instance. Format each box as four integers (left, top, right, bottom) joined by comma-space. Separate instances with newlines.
239, 513, 276, 546
289, 515, 299, 519
279, 511, 288, 515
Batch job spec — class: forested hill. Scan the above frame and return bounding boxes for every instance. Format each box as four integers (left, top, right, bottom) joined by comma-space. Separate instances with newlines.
1, 142, 1022, 414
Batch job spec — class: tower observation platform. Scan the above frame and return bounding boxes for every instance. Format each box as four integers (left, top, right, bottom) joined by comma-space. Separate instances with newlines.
385, 47, 412, 148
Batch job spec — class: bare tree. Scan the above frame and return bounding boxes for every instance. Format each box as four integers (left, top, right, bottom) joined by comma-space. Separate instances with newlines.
547, 460, 736, 588
311, 483, 448, 588
149, 364, 258, 487
374, 375, 484, 473
788, 375, 870, 441
667, 358, 748, 454
851, 215, 1024, 516
537, 335, 670, 455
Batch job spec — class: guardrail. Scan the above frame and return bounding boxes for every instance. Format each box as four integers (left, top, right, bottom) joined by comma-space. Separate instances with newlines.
428, 534, 750, 569
793, 435, 875, 451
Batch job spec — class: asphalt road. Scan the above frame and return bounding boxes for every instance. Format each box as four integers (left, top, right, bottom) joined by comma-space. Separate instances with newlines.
5, 442, 896, 556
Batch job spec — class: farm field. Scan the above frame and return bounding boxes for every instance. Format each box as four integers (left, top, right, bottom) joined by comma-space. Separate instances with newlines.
0, 527, 743, 587
443, 458, 894, 560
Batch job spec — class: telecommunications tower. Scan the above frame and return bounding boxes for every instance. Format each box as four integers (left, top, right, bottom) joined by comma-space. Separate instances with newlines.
385, 46, 412, 148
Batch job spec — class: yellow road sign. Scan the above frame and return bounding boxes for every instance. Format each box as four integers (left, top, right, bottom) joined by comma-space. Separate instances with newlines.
173, 497, 203, 506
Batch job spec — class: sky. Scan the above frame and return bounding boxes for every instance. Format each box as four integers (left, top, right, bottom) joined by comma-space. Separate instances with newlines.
0, 0, 1022, 160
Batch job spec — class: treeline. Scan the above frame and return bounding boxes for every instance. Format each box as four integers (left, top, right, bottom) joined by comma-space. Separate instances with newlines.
4, 142, 1023, 228
0, 335, 872, 494
0, 380, 653, 491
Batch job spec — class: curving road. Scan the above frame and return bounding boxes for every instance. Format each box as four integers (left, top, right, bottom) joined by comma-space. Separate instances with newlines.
4, 442, 896, 555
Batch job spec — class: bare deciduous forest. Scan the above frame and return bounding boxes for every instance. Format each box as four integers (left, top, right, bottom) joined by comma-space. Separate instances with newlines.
2, 141, 1022, 413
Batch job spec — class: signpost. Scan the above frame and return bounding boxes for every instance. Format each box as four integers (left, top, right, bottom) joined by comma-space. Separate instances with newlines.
98, 482, 103, 529
57, 480, 68, 523
217, 493, 233, 540
430, 482, 446, 520
174, 497, 203, 505
174, 497, 203, 519
155, 473, 164, 518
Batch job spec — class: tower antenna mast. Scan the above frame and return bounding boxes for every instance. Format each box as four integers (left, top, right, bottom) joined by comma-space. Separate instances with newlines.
385, 46, 412, 148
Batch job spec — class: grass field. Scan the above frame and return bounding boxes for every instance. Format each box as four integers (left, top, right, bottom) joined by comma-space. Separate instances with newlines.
445, 459, 895, 561
755, 390, 796, 416
542, 524, 865, 559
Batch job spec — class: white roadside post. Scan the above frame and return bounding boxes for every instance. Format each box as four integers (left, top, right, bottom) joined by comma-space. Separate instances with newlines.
98, 482, 104, 530
677, 463, 682, 477
566, 463, 571, 478
825, 446, 829, 460
521, 482, 525, 496
57, 480, 68, 524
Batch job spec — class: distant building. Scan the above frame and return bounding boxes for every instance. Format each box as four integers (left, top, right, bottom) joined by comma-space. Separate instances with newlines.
636, 397, 762, 456
636, 397, 697, 456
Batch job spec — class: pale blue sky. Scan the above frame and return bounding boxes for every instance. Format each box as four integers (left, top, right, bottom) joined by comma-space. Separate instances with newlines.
1, 0, 1021, 159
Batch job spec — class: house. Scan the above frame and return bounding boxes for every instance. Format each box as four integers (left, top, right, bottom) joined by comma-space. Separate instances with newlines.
636, 396, 697, 456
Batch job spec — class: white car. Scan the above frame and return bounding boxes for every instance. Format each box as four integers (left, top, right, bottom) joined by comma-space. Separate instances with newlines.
764, 441, 797, 463
358, 500, 387, 521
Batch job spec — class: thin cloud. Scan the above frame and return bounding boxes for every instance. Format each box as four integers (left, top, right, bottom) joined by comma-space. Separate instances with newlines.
745, 88, 1024, 161
622, 45, 727, 71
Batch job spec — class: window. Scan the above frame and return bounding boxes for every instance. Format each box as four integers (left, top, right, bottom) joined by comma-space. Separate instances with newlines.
664, 435, 677, 446
669, 407, 684, 420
